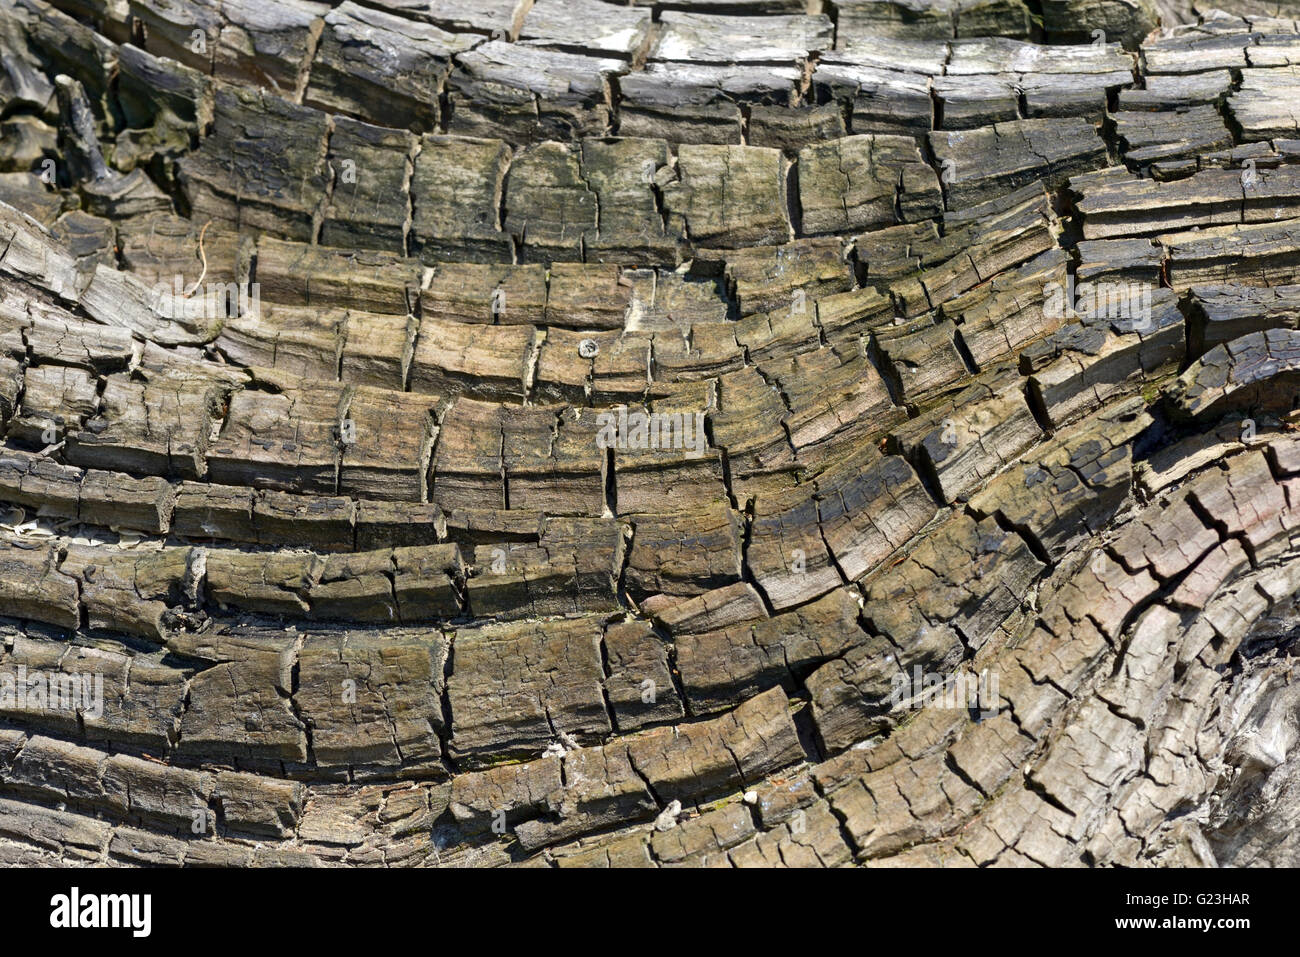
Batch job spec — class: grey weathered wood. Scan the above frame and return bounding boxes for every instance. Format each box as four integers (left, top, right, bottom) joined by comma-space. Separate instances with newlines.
662, 143, 791, 248
619, 62, 802, 143
518, 0, 652, 57
178, 84, 331, 241
931, 117, 1110, 210
6, 0, 1300, 871
835, 0, 1032, 44
1170, 328, 1300, 419
812, 54, 934, 136
797, 134, 942, 235
650, 11, 833, 62
1185, 283, 1300, 355
1230, 66, 1300, 140
1039, 0, 1157, 48
410, 134, 512, 264
1114, 106, 1232, 168
305, 1, 476, 132
1142, 17, 1251, 73
320, 117, 415, 253
448, 40, 624, 144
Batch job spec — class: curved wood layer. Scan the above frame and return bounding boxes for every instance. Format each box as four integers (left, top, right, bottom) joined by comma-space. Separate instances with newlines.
0, 0, 1298, 868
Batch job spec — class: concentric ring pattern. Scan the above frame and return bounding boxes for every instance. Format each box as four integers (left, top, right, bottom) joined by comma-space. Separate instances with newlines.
0, 0, 1298, 867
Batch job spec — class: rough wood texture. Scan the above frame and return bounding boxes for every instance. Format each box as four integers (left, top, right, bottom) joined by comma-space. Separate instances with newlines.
1, 0, 1299, 873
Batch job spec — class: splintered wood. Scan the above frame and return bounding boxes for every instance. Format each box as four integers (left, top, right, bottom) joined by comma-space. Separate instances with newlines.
0, 0, 1298, 870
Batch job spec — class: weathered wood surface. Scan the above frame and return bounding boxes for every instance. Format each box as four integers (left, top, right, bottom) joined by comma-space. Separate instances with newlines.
0, 0, 1299, 872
